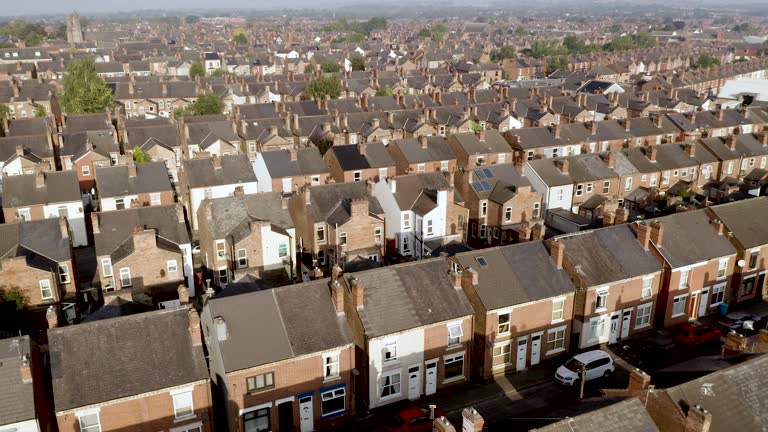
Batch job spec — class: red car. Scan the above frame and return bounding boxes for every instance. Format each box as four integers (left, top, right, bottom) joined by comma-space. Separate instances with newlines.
386, 406, 447, 432
674, 323, 722, 345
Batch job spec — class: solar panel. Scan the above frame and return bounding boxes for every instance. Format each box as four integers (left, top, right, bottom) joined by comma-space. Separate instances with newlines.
475, 169, 488, 179
476, 256, 488, 267
471, 181, 491, 192
482, 168, 494, 178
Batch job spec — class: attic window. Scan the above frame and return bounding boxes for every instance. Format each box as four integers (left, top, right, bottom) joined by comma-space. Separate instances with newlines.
476, 256, 488, 267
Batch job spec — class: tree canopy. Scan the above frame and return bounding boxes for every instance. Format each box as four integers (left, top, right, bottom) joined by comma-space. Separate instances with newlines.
547, 56, 570, 75
0, 104, 10, 120
603, 33, 656, 51
132, 146, 150, 163
60, 59, 115, 115
490, 45, 516, 62
350, 56, 366, 72
0, 286, 28, 310
320, 62, 341, 73
693, 54, 720, 69
174, 94, 224, 117
375, 85, 393, 97
34, 106, 46, 117
321, 17, 387, 35
184, 15, 200, 24
232, 28, 249, 45
189, 60, 205, 79
0, 20, 49, 46
305, 75, 342, 100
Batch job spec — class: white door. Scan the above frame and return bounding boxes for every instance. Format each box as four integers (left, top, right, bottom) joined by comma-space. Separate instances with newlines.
516, 336, 528, 371
424, 361, 437, 396
609, 313, 620, 344
299, 396, 313, 432
282, 177, 292, 193
699, 288, 710, 318
530, 333, 542, 366
407, 365, 421, 400
620, 309, 631, 339
690, 291, 700, 319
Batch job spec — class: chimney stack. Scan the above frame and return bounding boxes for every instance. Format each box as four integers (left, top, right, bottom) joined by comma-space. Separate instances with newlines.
461, 408, 484, 432
515, 162, 526, 176
553, 124, 561, 139
624, 117, 631, 132
615, 207, 629, 224
331, 280, 345, 315
647, 145, 658, 162
188, 308, 202, 346
212, 155, 222, 169
46, 305, 58, 329
20, 355, 32, 384
603, 210, 616, 226
591, 120, 598, 135
684, 405, 712, 432
556, 159, 569, 174
91, 213, 100, 234
351, 277, 364, 309
35, 167, 45, 188
550, 239, 565, 269
650, 220, 664, 245
531, 223, 545, 240
128, 162, 137, 177
636, 222, 651, 250
726, 135, 737, 150
59, 217, 69, 239
177, 285, 190, 305
289, 148, 298, 161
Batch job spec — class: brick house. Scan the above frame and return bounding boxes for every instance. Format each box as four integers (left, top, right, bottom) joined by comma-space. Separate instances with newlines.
289, 182, 385, 274
202, 279, 355, 432
122, 119, 184, 183
386, 135, 458, 176
59, 130, 120, 192
94, 161, 175, 212
324, 142, 397, 184
451, 241, 577, 381
1, 169, 88, 247
0, 218, 76, 327
639, 210, 738, 328
338, 259, 474, 409
253, 147, 331, 194
179, 155, 259, 231
0, 335, 53, 432
181, 117, 241, 158
454, 163, 543, 247
197, 193, 296, 288
114, 80, 199, 119
446, 130, 514, 170
92, 205, 193, 305
375, 173, 468, 258
707, 198, 768, 306
554, 224, 664, 349
50, 307, 213, 432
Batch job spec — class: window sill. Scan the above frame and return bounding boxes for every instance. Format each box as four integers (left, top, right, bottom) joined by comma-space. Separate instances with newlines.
709, 301, 722, 309
323, 376, 341, 384
320, 409, 346, 420
378, 393, 402, 402
446, 344, 463, 352
383, 359, 399, 367
492, 363, 512, 370
545, 348, 565, 356
173, 415, 196, 424
671, 313, 686, 319
594, 307, 607, 314
634, 323, 651, 330
551, 318, 564, 325
443, 375, 465, 385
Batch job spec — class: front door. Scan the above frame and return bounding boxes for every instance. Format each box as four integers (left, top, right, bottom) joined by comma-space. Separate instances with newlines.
530, 333, 542, 366
620, 309, 631, 339
699, 288, 710, 318
609, 313, 620, 344
690, 291, 700, 319
278, 400, 295, 432
516, 336, 528, 372
299, 396, 313, 432
424, 360, 437, 396
408, 365, 421, 400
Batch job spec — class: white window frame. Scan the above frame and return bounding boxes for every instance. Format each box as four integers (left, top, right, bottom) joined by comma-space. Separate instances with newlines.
171, 390, 195, 420
679, 269, 690, 289
497, 311, 511, 335
82, 165, 91, 176
378, 167, 388, 179
216, 240, 226, 259
504, 207, 512, 223
378, 370, 401, 400
650, 173, 657, 186
167, 259, 178, 273
101, 258, 113, 277
59, 264, 71, 284
353, 171, 362, 182
498, 153, 506, 164
576, 184, 584, 196
374, 226, 382, 244
150, 192, 161, 206
323, 352, 340, 381
672, 294, 688, 318
320, 387, 346, 417
17, 208, 31, 221
480, 201, 487, 217
278, 243, 288, 257
589, 315, 606, 342
717, 258, 728, 279
532, 202, 540, 218
551, 297, 565, 323
402, 212, 411, 230
625, 177, 632, 192
417, 163, 426, 173
492, 340, 512, 368
635, 302, 653, 329
237, 249, 248, 268
595, 287, 609, 312
641, 276, 653, 300
311, 175, 320, 185
443, 352, 465, 383
76, 410, 101, 432
710, 282, 726, 307
426, 219, 434, 236
447, 322, 463, 346
546, 325, 566, 355
440, 160, 449, 172
586, 183, 593, 193
602, 181, 610, 194
40, 279, 53, 300
119, 268, 132, 288
383, 339, 398, 363
316, 224, 326, 243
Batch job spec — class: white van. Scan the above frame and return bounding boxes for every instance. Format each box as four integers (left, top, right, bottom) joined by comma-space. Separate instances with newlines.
555, 350, 614, 386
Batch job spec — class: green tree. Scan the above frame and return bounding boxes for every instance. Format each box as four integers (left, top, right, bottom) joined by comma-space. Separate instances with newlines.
733, 23, 752, 32
547, 56, 570, 74
132, 146, 150, 163
351, 56, 366, 71
174, 94, 224, 117
607, 24, 623, 33
34, 106, 46, 117
232, 28, 249, 45
514, 27, 528, 36
60, 58, 114, 115
305, 75, 342, 100
0, 104, 10, 120
348, 33, 365, 43
470, 121, 483, 133
320, 62, 341, 73
375, 85, 393, 96
418, 28, 432, 38
563, 36, 596, 54
210, 68, 231, 77
693, 54, 720, 69
0, 286, 28, 310
525, 40, 568, 59
604, 32, 655, 51
185, 15, 200, 24
189, 60, 205, 79
304, 64, 316, 74
490, 45, 516, 62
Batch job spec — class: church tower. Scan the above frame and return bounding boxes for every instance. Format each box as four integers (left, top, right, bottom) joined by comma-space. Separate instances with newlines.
66, 12, 83, 45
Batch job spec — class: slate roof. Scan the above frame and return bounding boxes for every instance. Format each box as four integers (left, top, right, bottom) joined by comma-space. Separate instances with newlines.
556, 224, 663, 287
347, 258, 473, 338
532, 398, 659, 432
1, 171, 81, 207
181, 155, 256, 188
206, 193, 294, 240
0, 336, 36, 425
454, 241, 577, 311
328, 143, 396, 170
392, 136, 456, 164
261, 147, 329, 178
49, 308, 209, 412
450, 130, 512, 155
95, 161, 172, 198
125, 124, 181, 151
0, 218, 72, 264
664, 354, 768, 432
708, 197, 768, 249
205, 279, 354, 373
645, 210, 737, 268
308, 182, 384, 224
391, 173, 451, 214
93, 205, 189, 258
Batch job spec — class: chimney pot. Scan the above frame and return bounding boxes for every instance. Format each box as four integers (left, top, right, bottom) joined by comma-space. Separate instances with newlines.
550, 239, 565, 269
188, 308, 202, 346
46, 305, 58, 329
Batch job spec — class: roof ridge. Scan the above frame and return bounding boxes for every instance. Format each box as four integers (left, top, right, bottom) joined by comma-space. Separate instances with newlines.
271, 289, 295, 357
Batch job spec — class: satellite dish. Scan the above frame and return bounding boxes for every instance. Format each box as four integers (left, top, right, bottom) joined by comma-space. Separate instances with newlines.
737, 259, 746, 267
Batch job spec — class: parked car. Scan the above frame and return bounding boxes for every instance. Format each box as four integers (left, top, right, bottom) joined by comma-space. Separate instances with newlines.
386, 406, 446, 432
555, 350, 614, 386
614, 339, 671, 370
718, 312, 765, 337
673, 323, 722, 345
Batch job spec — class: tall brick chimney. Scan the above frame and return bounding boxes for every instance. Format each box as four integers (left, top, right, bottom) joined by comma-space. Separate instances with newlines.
351, 277, 364, 309
649, 221, 664, 245
615, 207, 629, 224
35, 167, 45, 188
684, 405, 712, 432
636, 222, 651, 250
330, 280, 345, 315
188, 308, 202, 346
350, 198, 369, 218
20, 355, 32, 384
46, 305, 58, 329
461, 408, 484, 432
91, 213, 100, 234
127, 162, 137, 178
556, 159, 569, 174
59, 217, 69, 240
647, 145, 657, 162
550, 239, 564, 269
